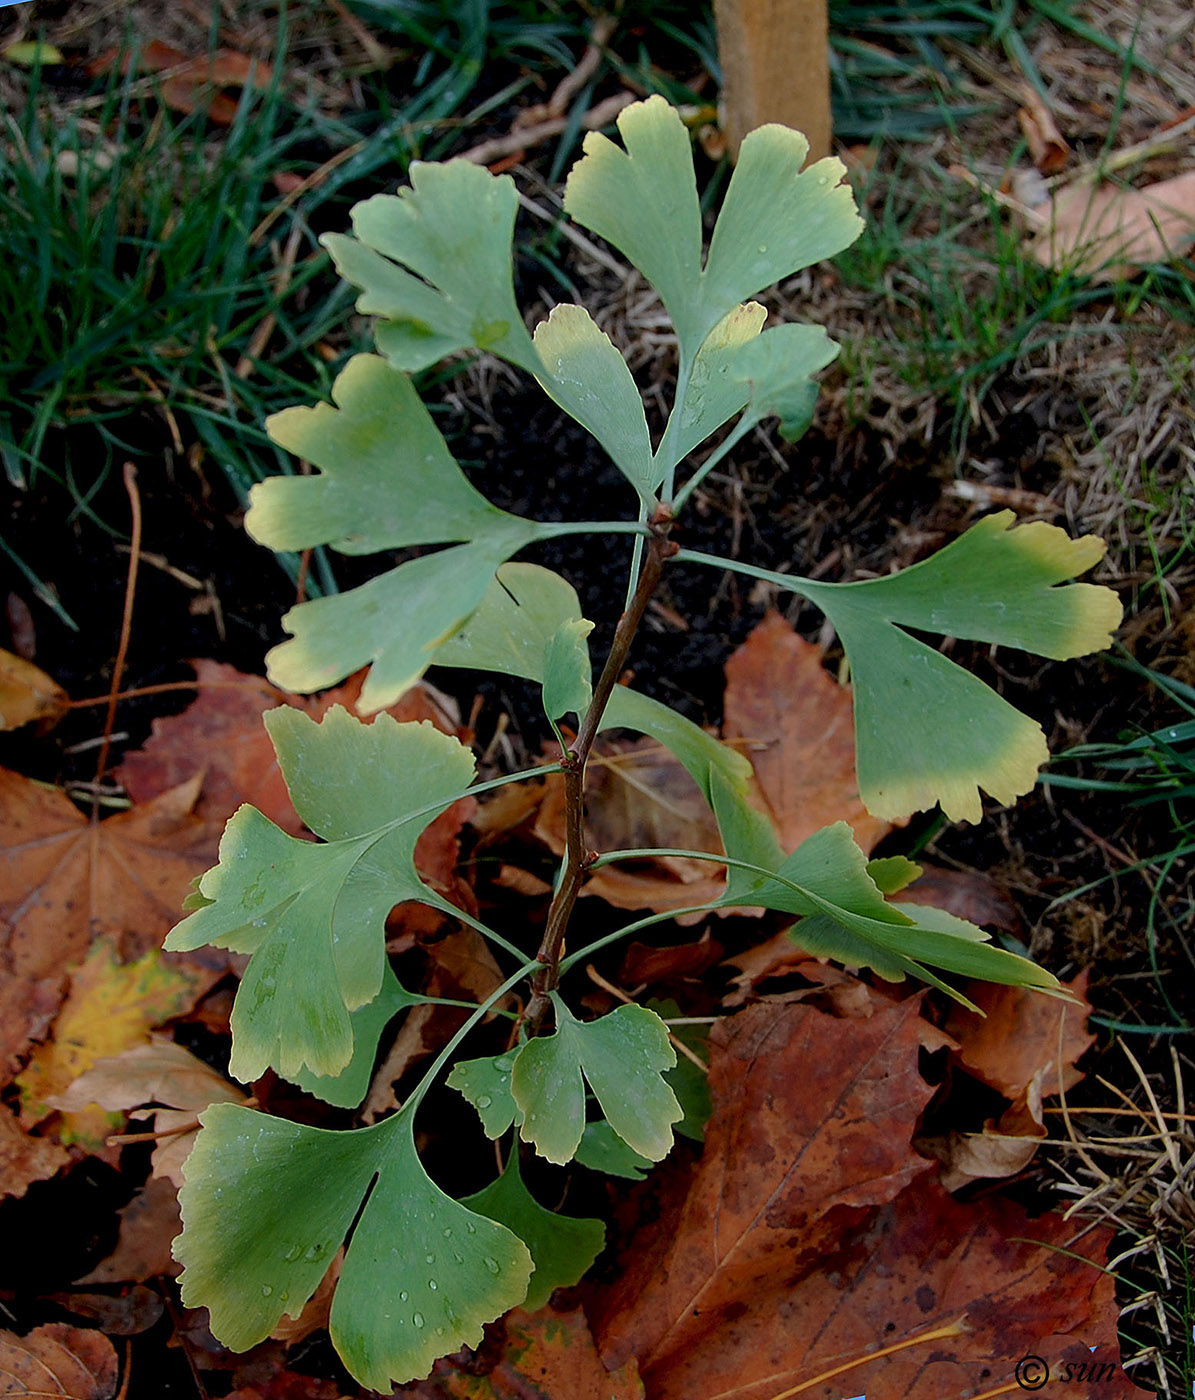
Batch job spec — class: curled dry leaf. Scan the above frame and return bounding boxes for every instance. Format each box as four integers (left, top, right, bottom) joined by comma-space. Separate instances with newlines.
0, 648, 68, 731
49, 1037, 247, 1186
1031, 169, 1195, 280
591, 999, 1127, 1400
1017, 90, 1070, 175
0, 1323, 117, 1400
0, 1103, 68, 1202
945, 969, 1093, 1101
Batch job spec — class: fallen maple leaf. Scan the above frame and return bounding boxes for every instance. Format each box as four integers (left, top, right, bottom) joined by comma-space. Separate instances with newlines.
0, 1103, 68, 1201
723, 612, 896, 854
50, 1037, 247, 1185
392, 1304, 643, 1399
16, 939, 213, 1151
0, 648, 67, 731
1031, 169, 1195, 280
0, 770, 218, 979
0, 1323, 117, 1399
591, 1000, 1130, 1400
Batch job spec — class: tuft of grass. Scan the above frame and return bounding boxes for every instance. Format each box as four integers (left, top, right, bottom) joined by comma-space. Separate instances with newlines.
1042, 656, 1195, 1034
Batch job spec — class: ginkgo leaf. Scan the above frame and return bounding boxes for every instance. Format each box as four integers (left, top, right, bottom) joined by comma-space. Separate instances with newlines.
249, 356, 513, 556
564, 97, 706, 354
463, 1151, 605, 1310
575, 1120, 652, 1180
511, 999, 680, 1165
564, 96, 862, 358
446, 1049, 522, 1138
730, 321, 842, 440
541, 618, 595, 724
787, 512, 1123, 822
287, 964, 423, 1109
654, 302, 765, 473
246, 355, 547, 710
165, 709, 476, 1081
324, 161, 539, 374
533, 305, 655, 501
175, 1103, 532, 1390
709, 773, 1060, 1000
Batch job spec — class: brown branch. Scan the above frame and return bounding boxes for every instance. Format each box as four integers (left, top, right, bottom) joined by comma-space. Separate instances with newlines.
93, 463, 142, 798
525, 510, 677, 1030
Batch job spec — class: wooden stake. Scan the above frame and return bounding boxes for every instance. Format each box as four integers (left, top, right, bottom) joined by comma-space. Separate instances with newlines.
714, 0, 831, 162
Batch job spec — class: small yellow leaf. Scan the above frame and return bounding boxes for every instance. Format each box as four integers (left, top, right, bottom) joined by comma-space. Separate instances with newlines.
0, 649, 68, 731
16, 940, 207, 1149
3, 40, 65, 67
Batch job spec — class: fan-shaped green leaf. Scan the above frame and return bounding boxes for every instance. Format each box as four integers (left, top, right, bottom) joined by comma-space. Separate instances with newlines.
731, 321, 841, 440
542, 617, 595, 723
700, 511, 1122, 821
575, 1121, 652, 1180
533, 305, 655, 500
655, 302, 766, 473
175, 1104, 532, 1391
446, 1050, 521, 1138
702, 124, 863, 329
288, 964, 423, 1109
564, 97, 863, 357
165, 709, 476, 1080
246, 355, 545, 710
268, 537, 533, 712
463, 1151, 604, 1310
248, 355, 507, 555
332, 1118, 532, 1389
434, 562, 584, 681
511, 999, 680, 1165
325, 161, 539, 373
563, 96, 705, 352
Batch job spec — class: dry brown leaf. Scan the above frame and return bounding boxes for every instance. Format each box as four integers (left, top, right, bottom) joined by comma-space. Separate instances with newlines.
0, 648, 67, 731
591, 1001, 1128, 1400
899, 862, 1022, 932
0, 1323, 118, 1399
49, 1037, 247, 1185
1031, 169, 1195, 280
1018, 91, 1071, 174
87, 40, 274, 126
0, 1103, 68, 1201
16, 940, 213, 1152
930, 1073, 1048, 1192
0, 971, 64, 1079
619, 930, 724, 988
393, 1304, 643, 1399
77, 1175, 181, 1285
46, 1287, 163, 1337
0, 770, 218, 978
945, 969, 1093, 1101
723, 612, 895, 854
